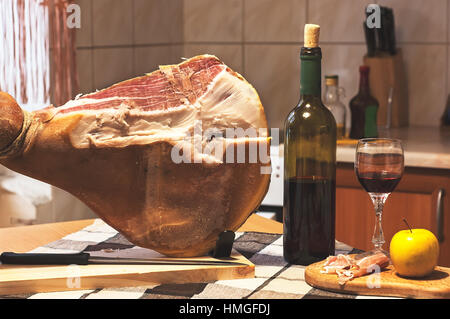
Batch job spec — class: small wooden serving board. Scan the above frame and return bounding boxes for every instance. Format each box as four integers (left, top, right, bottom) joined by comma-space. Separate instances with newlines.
0, 250, 254, 295
305, 255, 450, 299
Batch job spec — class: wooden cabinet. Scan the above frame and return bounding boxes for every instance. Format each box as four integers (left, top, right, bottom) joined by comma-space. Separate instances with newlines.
336, 163, 450, 266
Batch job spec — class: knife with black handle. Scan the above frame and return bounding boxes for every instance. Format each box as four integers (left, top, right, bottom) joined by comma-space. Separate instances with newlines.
0, 252, 248, 266
1, 252, 90, 265
376, 6, 388, 53
385, 7, 397, 55
363, 21, 376, 57
364, 5, 396, 56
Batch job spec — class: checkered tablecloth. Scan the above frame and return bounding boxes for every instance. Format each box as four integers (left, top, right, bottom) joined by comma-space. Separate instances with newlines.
0, 218, 393, 299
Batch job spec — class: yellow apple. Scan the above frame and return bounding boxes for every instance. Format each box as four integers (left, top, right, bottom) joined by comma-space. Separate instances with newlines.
390, 228, 439, 278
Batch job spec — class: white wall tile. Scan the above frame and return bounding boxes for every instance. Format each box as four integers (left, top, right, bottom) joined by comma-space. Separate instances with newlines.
401, 44, 446, 126
93, 48, 134, 90
92, 0, 133, 46
244, 0, 306, 42
74, 0, 92, 48
76, 48, 93, 95
134, 0, 183, 45
308, 0, 373, 43
184, 0, 243, 42
378, 0, 447, 43
244, 44, 301, 130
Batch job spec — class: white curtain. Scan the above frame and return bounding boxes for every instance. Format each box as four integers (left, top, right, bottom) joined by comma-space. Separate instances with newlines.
0, 0, 50, 111
0, 0, 51, 226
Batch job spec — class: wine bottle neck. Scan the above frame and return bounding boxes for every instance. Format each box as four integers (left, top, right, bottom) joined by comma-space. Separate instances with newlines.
300, 47, 322, 98
358, 71, 370, 95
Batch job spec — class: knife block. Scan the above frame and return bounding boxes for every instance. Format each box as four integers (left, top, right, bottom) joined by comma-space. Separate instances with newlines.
363, 49, 409, 128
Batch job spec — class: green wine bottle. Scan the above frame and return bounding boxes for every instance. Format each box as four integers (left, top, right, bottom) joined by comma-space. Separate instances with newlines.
283, 24, 337, 265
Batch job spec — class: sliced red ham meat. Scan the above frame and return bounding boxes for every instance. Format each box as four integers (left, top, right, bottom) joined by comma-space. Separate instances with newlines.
0, 55, 271, 257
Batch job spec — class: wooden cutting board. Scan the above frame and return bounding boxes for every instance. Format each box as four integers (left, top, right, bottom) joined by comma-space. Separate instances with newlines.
305, 256, 450, 299
0, 250, 254, 295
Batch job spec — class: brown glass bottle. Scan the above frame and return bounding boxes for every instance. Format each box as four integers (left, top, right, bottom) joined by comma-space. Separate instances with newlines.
349, 66, 379, 139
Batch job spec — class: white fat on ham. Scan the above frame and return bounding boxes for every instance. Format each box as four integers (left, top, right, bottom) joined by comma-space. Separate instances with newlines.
61, 69, 268, 155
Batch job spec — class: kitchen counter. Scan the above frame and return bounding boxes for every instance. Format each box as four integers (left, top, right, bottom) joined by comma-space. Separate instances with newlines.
337, 126, 450, 169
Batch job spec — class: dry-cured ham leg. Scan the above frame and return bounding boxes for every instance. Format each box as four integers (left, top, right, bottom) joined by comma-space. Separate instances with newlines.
0, 55, 271, 257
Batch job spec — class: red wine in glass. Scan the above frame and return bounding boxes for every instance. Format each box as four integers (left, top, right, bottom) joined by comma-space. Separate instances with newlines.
357, 152, 403, 193
358, 172, 401, 193
355, 139, 404, 253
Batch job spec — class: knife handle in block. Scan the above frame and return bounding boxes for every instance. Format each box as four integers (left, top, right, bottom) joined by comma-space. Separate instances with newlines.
0, 252, 90, 265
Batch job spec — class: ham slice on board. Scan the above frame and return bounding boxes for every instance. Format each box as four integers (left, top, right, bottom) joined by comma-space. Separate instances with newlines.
0, 55, 271, 257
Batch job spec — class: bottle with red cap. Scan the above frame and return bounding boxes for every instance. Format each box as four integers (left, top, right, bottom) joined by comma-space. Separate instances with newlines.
349, 65, 379, 139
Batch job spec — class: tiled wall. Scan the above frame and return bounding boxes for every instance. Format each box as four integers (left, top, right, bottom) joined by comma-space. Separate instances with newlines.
75, 0, 449, 129
75, 0, 183, 96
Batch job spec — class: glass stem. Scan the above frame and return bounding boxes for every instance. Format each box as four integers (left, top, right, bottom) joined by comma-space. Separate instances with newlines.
369, 193, 390, 250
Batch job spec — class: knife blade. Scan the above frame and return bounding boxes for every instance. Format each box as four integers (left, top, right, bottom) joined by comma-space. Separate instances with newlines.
0, 252, 248, 266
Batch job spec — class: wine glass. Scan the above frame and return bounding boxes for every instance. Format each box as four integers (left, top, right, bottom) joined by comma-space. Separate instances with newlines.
355, 138, 404, 255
